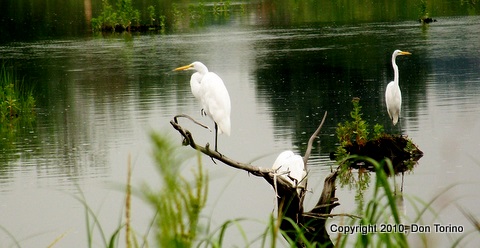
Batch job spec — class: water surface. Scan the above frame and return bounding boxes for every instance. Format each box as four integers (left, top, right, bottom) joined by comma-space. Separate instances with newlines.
1, 3, 480, 247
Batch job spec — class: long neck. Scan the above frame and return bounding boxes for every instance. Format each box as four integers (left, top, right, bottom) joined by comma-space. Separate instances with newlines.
392, 55, 399, 86
190, 72, 203, 99
196, 63, 209, 75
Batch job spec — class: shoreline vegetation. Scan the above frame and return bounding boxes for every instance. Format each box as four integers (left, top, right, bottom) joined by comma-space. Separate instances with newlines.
0, 63, 35, 123
90, 0, 440, 34
91, 0, 236, 33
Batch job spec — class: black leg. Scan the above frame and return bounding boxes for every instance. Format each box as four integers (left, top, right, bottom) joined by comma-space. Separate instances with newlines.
215, 122, 218, 152
401, 172, 404, 193
399, 118, 403, 135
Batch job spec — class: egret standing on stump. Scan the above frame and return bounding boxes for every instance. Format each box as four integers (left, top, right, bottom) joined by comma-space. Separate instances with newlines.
385, 50, 411, 126
173, 62, 231, 152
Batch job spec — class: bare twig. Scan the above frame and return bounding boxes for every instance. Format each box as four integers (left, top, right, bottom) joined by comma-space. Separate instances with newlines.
300, 111, 328, 204
303, 111, 328, 167
174, 114, 211, 131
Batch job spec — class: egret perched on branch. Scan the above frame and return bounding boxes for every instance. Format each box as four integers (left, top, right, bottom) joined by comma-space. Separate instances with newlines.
385, 50, 411, 126
173, 61, 231, 152
272, 150, 306, 194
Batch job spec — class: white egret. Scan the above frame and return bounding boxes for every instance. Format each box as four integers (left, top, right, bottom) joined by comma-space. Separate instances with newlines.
272, 150, 306, 194
173, 62, 231, 152
385, 50, 411, 125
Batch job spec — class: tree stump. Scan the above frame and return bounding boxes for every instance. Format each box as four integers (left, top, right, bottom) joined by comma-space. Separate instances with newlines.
170, 112, 342, 247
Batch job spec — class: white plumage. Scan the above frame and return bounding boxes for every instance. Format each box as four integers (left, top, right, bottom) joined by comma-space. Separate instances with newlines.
272, 150, 306, 189
385, 50, 411, 126
174, 61, 231, 151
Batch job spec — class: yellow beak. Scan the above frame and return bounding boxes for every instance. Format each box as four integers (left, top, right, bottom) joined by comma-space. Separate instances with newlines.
400, 51, 412, 55
173, 64, 193, 71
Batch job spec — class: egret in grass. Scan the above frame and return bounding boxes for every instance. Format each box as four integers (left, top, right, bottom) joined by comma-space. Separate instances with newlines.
272, 150, 306, 194
174, 62, 231, 152
385, 50, 411, 126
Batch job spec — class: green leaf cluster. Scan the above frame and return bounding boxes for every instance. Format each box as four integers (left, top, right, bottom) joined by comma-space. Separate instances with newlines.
335, 158, 408, 247
334, 98, 384, 193
0, 64, 35, 122
335, 98, 384, 160
91, 0, 140, 31
144, 133, 208, 248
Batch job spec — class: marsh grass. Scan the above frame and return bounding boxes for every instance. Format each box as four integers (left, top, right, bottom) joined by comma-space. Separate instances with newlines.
331, 157, 480, 247
73, 133, 476, 247
3, 132, 474, 247
92, 0, 244, 32
143, 133, 208, 247
334, 157, 408, 247
69, 152, 150, 248
73, 182, 125, 248
0, 63, 35, 122
91, 0, 140, 31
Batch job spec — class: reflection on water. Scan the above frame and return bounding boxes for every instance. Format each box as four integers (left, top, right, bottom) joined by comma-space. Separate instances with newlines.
1, 10, 480, 247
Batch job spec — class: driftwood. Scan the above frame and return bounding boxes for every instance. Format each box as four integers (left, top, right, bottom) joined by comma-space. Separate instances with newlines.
170, 112, 343, 247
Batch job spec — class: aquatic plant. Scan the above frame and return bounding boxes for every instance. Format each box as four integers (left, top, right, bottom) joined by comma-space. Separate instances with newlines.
91, 0, 140, 32
116, 0, 140, 28
333, 98, 422, 208
91, 0, 117, 31
144, 133, 208, 247
147, 5, 156, 26
418, 0, 429, 19
334, 98, 422, 175
213, 0, 231, 16
71, 133, 207, 248
334, 157, 408, 247
0, 63, 35, 122
188, 2, 208, 24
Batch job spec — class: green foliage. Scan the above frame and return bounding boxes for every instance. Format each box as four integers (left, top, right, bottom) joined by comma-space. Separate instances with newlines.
418, 0, 429, 18
373, 123, 385, 140
116, 0, 140, 28
335, 98, 381, 160
144, 133, 208, 248
91, 0, 246, 32
213, 0, 231, 16
171, 3, 182, 26
188, 2, 208, 24
147, 5, 155, 26
159, 15, 167, 31
336, 98, 368, 148
334, 158, 408, 247
0, 63, 35, 122
91, 0, 117, 30
91, 0, 140, 31
335, 98, 385, 198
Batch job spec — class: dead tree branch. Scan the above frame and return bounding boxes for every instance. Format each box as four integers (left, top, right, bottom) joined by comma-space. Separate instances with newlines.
170, 113, 339, 247
303, 111, 328, 167
170, 115, 294, 190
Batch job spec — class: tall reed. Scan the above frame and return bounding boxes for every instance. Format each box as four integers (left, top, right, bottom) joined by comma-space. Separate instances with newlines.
334, 157, 408, 247
143, 133, 208, 247
0, 63, 35, 121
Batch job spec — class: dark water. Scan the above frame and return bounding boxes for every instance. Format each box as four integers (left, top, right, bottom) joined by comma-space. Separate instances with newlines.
1, 1, 480, 247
